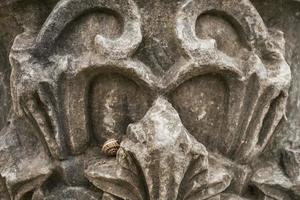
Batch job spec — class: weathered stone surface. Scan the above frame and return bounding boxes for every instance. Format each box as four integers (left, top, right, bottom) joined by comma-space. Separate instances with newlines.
40, 187, 102, 200
86, 98, 232, 200
281, 147, 300, 183
0, 116, 53, 200
0, 0, 298, 199
251, 164, 300, 199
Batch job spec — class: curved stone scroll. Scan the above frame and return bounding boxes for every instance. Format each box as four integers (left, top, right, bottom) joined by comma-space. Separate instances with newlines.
8, 0, 145, 159
176, 0, 268, 57
34, 0, 142, 59
172, 0, 291, 164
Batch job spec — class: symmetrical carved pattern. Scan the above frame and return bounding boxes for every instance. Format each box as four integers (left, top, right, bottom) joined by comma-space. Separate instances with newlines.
0, 0, 297, 199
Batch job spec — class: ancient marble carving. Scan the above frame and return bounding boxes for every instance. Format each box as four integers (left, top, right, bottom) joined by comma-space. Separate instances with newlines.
0, 0, 298, 199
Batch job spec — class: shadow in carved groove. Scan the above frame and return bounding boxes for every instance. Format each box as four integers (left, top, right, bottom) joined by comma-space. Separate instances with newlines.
87, 72, 152, 145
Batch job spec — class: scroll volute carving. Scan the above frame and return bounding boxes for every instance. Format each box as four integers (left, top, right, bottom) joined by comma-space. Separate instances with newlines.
174, 0, 291, 164
10, 0, 146, 159
2, 0, 294, 199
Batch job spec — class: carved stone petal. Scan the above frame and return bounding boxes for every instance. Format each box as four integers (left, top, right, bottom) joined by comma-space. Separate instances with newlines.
183, 167, 232, 200
85, 157, 146, 200
0, 117, 53, 200
251, 164, 298, 200
121, 97, 209, 200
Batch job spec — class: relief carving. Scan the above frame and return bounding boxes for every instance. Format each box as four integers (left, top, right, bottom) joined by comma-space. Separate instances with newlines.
0, 0, 298, 199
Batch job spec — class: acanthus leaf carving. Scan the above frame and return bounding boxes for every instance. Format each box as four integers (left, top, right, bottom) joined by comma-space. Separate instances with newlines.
86, 98, 232, 200
0, 0, 296, 199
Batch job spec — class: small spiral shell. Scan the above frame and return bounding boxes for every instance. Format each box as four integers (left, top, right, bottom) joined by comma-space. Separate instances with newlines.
101, 139, 120, 156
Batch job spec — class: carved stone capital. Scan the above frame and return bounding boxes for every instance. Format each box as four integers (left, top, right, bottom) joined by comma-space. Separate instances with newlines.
0, 0, 296, 199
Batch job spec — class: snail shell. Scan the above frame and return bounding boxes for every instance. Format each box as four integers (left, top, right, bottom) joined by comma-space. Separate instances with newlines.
101, 139, 120, 156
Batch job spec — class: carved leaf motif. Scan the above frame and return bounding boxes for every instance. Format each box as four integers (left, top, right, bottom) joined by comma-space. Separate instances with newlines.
173, 0, 291, 164
1, 0, 293, 199
179, 159, 232, 200
85, 152, 147, 200
86, 98, 232, 200
251, 164, 300, 200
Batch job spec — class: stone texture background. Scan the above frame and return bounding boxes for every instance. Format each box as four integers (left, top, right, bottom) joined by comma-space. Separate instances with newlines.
0, 0, 299, 160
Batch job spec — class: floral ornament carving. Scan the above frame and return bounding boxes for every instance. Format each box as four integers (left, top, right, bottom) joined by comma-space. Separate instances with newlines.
86, 98, 231, 200
0, 0, 297, 199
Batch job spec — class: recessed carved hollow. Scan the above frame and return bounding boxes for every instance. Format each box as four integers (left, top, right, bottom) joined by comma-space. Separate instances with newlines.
88, 72, 152, 145
196, 12, 249, 57
171, 74, 229, 153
